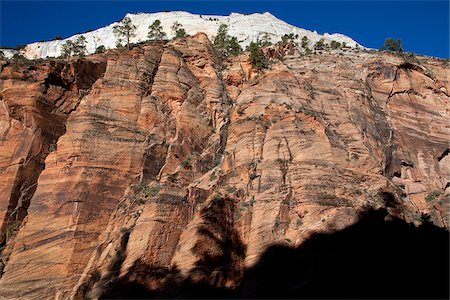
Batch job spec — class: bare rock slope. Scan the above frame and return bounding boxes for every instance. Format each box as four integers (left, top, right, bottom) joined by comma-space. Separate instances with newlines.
0, 33, 448, 299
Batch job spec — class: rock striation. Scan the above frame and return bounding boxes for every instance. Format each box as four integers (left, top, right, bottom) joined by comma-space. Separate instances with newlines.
0, 33, 448, 299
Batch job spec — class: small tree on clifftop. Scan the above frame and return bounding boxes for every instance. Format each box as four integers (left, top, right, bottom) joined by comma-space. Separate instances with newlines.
61, 40, 75, 58
330, 40, 342, 49
60, 35, 87, 59
113, 16, 136, 50
171, 22, 188, 38
382, 38, 403, 52
314, 38, 326, 50
301, 36, 309, 48
281, 33, 299, 45
148, 20, 167, 40
260, 33, 272, 47
75, 35, 87, 56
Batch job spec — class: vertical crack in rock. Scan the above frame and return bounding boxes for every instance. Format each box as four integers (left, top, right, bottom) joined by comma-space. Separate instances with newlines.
363, 75, 396, 177
0, 60, 106, 272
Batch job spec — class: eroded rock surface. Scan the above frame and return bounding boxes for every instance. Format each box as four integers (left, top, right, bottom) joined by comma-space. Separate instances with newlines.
0, 35, 448, 299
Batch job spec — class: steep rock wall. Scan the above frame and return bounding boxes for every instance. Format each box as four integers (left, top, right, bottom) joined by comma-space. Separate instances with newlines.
0, 35, 448, 298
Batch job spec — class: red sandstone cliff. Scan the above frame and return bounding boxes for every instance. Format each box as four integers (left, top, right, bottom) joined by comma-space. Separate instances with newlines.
0, 33, 448, 299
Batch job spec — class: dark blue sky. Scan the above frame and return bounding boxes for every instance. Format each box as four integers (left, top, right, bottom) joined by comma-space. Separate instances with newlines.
1, 1, 449, 57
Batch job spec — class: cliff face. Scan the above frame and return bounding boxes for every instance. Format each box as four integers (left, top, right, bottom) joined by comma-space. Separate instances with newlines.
0, 34, 448, 299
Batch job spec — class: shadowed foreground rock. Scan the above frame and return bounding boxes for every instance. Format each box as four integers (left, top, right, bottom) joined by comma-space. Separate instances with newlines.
0, 33, 448, 299
100, 208, 449, 299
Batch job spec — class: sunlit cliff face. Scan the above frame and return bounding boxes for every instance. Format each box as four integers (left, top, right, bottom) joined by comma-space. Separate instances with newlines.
0, 33, 448, 299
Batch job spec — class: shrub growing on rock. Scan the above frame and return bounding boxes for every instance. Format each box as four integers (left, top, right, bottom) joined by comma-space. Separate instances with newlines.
314, 38, 325, 50
281, 33, 299, 45
95, 45, 106, 54
301, 36, 309, 48
259, 32, 272, 47
330, 40, 342, 49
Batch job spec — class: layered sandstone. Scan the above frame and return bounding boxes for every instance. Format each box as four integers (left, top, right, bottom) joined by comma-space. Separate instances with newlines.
0, 34, 448, 299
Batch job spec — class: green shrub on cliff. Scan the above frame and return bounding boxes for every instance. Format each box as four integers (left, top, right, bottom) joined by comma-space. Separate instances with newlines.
5, 220, 21, 240
95, 45, 106, 54
330, 40, 342, 49
301, 36, 309, 48
314, 38, 325, 50
425, 191, 441, 202
281, 33, 299, 45
181, 156, 192, 168
259, 32, 272, 47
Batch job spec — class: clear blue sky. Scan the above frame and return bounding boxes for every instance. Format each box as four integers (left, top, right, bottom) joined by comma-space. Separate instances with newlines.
1, 1, 449, 58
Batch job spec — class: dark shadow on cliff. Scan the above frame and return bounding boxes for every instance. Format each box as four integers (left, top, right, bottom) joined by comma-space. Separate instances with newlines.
100, 208, 449, 299
242, 209, 449, 299
187, 194, 246, 297
101, 195, 246, 299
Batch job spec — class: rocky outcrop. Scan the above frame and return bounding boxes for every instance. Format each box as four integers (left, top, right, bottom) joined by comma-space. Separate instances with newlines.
0, 34, 448, 299
0, 58, 106, 244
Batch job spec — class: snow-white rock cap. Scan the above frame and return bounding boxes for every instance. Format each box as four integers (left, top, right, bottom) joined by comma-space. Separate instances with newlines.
20, 11, 363, 59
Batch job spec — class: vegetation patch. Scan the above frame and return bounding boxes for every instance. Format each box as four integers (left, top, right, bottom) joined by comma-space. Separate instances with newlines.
5, 220, 21, 240
425, 191, 441, 202
181, 156, 192, 168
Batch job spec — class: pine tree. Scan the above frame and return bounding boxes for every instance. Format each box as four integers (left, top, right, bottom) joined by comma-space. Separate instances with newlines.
148, 20, 167, 40
213, 24, 229, 57
260, 33, 272, 47
60, 35, 87, 59
382, 38, 403, 52
74, 35, 87, 57
314, 38, 325, 50
171, 21, 188, 38
213, 24, 242, 59
248, 41, 268, 71
281, 33, 299, 45
61, 40, 75, 58
227, 36, 242, 56
113, 16, 136, 50
95, 45, 106, 54
301, 36, 309, 48
330, 40, 342, 49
